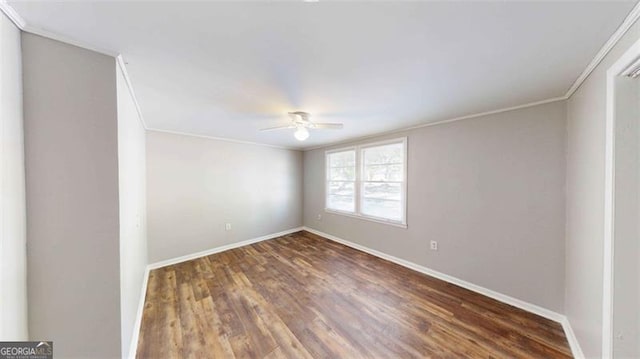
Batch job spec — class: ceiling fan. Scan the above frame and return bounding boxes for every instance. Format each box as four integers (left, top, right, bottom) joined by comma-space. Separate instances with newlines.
260, 111, 344, 141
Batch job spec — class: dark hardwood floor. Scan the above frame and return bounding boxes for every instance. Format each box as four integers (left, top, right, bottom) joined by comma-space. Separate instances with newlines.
136, 231, 572, 358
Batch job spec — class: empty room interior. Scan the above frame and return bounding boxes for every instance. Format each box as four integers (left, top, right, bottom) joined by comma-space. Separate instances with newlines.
2, 1, 640, 358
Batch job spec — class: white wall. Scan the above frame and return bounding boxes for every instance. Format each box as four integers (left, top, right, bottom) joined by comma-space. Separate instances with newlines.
117, 64, 147, 358
304, 101, 567, 313
146, 131, 303, 263
0, 12, 28, 341
22, 33, 121, 358
565, 21, 640, 359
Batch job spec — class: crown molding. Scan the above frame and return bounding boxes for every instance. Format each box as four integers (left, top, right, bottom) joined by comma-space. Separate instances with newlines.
302, 96, 566, 151
21, 23, 119, 57
303, 1, 640, 152
3, 0, 640, 151
1, 0, 119, 57
0, 0, 25, 29
564, 0, 640, 98
0, 1, 147, 134
146, 128, 299, 151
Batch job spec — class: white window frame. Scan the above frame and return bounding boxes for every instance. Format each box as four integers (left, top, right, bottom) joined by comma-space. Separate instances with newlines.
325, 146, 357, 215
325, 137, 407, 228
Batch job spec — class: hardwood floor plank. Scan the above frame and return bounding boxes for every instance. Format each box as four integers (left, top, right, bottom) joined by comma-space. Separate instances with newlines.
159, 270, 182, 358
177, 283, 209, 359
198, 296, 235, 358
136, 231, 572, 358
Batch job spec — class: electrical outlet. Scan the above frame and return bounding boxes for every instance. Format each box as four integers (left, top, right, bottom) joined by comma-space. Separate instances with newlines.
430, 240, 438, 251
225, 223, 232, 231
317, 214, 322, 221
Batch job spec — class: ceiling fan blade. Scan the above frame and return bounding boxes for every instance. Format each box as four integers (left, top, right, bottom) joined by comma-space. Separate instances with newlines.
312, 123, 344, 129
259, 125, 295, 131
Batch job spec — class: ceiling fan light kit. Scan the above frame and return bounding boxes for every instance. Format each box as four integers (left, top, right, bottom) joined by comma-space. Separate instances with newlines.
294, 126, 310, 141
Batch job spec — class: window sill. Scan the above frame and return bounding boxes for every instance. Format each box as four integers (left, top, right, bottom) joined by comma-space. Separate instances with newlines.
324, 208, 408, 229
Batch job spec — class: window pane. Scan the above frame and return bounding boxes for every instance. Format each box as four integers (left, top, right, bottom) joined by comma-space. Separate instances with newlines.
328, 150, 355, 167
328, 181, 355, 196
361, 198, 402, 221
363, 143, 403, 165
327, 195, 355, 212
326, 149, 356, 213
329, 166, 356, 181
363, 164, 402, 181
362, 182, 401, 201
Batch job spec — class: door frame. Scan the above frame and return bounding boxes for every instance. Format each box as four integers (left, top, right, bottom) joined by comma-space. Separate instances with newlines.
603, 35, 640, 359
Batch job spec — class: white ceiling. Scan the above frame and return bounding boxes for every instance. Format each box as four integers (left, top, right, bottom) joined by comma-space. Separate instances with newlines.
7, 1, 637, 149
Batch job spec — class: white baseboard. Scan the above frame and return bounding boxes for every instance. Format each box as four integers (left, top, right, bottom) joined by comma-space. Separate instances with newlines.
302, 226, 584, 358
561, 317, 585, 359
130, 226, 584, 359
302, 226, 562, 322
147, 227, 304, 270
127, 266, 150, 359
128, 226, 303, 358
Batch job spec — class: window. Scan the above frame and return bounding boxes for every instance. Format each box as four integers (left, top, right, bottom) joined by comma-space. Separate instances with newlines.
326, 149, 356, 213
325, 138, 407, 227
